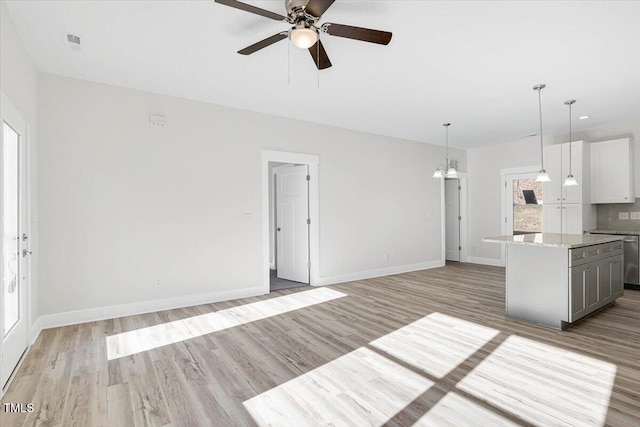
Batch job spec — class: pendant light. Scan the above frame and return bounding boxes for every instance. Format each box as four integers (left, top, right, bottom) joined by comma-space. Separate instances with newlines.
432, 123, 457, 178
563, 99, 579, 187
444, 123, 458, 178
533, 84, 551, 182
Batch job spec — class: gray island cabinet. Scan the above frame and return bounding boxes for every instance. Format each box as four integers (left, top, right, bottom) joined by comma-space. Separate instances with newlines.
483, 233, 624, 330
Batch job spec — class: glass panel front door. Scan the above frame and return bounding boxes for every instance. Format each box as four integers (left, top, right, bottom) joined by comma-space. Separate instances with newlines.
512, 178, 543, 235
2, 121, 20, 336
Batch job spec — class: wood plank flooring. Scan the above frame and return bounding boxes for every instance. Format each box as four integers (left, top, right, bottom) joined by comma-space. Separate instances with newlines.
1, 263, 639, 426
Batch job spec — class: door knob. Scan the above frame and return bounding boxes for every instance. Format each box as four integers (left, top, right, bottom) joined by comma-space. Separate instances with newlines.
277, 228, 281, 232
22, 233, 28, 241
22, 249, 32, 257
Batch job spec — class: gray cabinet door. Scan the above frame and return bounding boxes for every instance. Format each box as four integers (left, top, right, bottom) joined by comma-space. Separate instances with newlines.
598, 258, 613, 304
570, 265, 588, 322
585, 263, 600, 311
611, 256, 624, 298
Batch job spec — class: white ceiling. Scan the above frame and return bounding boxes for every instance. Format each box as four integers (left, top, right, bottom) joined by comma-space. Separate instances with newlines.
6, 0, 640, 148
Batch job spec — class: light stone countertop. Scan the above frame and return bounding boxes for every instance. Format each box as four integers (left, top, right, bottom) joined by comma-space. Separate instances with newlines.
482, 233, 623, 248
589, 229, 640, 236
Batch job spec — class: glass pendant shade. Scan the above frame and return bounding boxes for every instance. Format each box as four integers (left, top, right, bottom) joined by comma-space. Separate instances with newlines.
290, 27, 318, 49
536, 169, 551, 182
563, 174, 578, 186
432, 168, 444, 178
446, 167, 458, 178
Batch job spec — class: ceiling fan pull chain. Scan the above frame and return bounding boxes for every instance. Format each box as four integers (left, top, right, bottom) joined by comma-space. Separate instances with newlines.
317, 39, 320, 89
287, 32, 291, 85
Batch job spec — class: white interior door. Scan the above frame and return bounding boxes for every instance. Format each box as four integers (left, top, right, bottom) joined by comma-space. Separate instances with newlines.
445, 179, 460, 261
1, 93, 29, 388
275, 165, 309, 284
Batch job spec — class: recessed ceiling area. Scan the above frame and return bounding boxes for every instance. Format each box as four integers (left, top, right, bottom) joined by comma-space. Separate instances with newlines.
5, 0, 640, 148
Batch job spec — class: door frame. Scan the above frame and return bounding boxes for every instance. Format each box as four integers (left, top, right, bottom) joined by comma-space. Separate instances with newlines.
440, 173, 469, 263
0, 92, 32, 394
500, 165, 541, 263
262, 150, 319, 292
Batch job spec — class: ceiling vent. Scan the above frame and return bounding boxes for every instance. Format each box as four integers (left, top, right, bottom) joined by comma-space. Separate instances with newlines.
65, 33, 81, 51
149, 114, 167, 126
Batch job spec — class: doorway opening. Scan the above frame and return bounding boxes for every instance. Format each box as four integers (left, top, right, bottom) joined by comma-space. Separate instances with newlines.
269, 162, 309, 291
262, 150, 319, 294
505, 173, 543, 236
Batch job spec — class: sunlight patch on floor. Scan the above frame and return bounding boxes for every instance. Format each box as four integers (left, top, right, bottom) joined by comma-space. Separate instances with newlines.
370, 312, 500, 378
243, 347, 433, 427
106, 288, 347, 360
413, 392, 519, 426
456, 335, 617, 427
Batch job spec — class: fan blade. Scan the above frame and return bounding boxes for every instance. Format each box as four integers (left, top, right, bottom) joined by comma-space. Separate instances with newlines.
238, 32, 288, 55
308, 40, 332, 70
304, 0, 335, 18
323, 23, 392, 45
215, 0, 286, 21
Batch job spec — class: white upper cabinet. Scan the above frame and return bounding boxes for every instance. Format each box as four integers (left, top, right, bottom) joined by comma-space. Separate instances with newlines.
590, 138, 635, 204
543, 141, 589, 204
544, 144, 563, 203
542, 203, 596, 234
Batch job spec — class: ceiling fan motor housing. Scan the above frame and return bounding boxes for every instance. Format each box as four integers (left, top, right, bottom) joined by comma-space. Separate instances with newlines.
285, 0, 310, 15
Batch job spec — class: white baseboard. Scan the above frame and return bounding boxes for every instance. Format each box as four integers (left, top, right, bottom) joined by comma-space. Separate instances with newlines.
314, 259, 445, 286
30, 317, 42, 345
467, 256, 505, 267
37, 285, 266, 330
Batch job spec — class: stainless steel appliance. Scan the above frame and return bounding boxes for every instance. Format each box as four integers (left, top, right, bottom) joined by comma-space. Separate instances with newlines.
589, 231, 640, 288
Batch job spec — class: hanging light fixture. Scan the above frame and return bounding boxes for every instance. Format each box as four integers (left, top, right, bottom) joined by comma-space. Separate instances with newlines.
533, 84, 551, 182
563, 99, 579, 187
444, 123, 458, 177
432, 123, 457, 178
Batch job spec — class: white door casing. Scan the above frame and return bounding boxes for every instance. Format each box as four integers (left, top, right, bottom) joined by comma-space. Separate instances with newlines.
445, 179, 460, 262
275, 165, 309, 284
261, 150, 319, 291
1, 92, 30, 389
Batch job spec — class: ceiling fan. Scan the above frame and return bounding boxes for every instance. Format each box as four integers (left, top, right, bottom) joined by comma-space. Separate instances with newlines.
215, 0, 393, 70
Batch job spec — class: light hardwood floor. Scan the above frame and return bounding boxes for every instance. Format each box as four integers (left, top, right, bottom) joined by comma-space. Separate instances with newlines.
1, 263, 639, 426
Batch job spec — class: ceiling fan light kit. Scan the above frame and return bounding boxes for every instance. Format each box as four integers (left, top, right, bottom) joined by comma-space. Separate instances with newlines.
290, 25, 318, 49
215, 0, 392, 70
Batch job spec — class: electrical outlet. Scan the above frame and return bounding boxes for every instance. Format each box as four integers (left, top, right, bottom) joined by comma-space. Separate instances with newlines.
619, 212, 630, 220
426, 211, 433, 220
630, 212, 640, 220
384, 253, 391, 261
242, 213, 253, 223
472, 246, 476, 253
155, 279, 160, 287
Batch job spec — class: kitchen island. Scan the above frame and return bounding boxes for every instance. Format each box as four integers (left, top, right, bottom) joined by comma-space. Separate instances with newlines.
483, 233, 624, 329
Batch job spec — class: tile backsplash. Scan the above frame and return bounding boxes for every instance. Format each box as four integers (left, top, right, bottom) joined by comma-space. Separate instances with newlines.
596, 198, 640, 230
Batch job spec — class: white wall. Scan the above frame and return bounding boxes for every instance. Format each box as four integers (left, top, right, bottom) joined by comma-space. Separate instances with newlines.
0, 0, 39, 335
468, 119, 640, 263
37, 73, 466, 317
